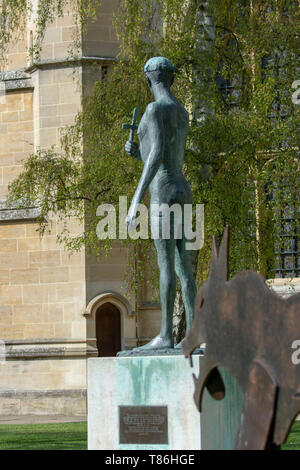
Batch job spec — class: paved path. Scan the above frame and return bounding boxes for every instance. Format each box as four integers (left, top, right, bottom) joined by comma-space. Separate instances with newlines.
0, 415, 87, 425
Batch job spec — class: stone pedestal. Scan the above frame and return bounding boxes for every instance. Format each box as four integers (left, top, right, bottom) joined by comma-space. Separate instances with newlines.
87, 355, 201, 450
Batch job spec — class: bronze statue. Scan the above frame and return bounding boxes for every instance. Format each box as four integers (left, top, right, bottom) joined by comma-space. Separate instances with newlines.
124, 57, 197, 351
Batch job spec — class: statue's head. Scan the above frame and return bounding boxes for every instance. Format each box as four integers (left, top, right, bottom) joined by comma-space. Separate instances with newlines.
144, 57, 176, 89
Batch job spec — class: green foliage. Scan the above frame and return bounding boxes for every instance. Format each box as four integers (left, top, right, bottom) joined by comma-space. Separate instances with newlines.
6, 0, 300, 292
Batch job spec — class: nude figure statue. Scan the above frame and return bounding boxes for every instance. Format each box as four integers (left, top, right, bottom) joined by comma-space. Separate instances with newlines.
124, 57, 197, 351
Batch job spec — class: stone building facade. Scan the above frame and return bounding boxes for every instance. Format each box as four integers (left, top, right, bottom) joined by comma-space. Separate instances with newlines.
0, 1, 162, 416
0, 2, 299, 417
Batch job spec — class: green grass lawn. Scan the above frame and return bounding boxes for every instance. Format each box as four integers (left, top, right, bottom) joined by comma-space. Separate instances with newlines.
282, 421, 300, 450
0, 420, 298, 450
0, 421, 87, 450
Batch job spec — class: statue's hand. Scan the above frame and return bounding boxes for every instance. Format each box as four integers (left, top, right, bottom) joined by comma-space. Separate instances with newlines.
125, 140, 140, 158
126, 203, 139, 228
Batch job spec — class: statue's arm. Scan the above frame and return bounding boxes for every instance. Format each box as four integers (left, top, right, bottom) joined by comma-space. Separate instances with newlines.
126, 104, 164, 226
131, 103, 164, 205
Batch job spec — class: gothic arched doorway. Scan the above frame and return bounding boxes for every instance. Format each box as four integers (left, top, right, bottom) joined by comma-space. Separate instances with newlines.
95, 302, 121, 357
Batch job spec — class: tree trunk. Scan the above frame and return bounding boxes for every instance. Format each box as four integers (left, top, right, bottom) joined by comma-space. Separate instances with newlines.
193, 0, 216, 125
173, 1, 216, 343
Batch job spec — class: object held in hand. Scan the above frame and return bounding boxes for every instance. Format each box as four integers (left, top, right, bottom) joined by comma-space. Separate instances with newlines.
122, 107, 139, 142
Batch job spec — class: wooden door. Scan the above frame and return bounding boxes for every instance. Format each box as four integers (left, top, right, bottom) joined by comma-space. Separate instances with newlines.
96, 303, 121, 357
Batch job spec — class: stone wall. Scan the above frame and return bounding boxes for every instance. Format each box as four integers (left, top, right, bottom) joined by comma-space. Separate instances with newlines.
82, 0, 120, 58
0, 389, 87, 416
0, 9, 88, 416
0, 1, 144, 417
0, 89, 33, 198
0, 221, 86, 341
31, 65, 82, 150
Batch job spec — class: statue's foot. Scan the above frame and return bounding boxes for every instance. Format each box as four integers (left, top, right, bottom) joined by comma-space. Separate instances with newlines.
134, 335, 174, 352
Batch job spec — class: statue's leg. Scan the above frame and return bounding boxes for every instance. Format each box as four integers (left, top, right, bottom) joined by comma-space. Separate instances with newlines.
129, 236, 176, 352
151, 237, 176, 348
175, 236, 197, 332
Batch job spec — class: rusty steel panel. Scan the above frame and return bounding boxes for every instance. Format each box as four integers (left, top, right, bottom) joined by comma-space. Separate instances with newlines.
182, 226, 300, 450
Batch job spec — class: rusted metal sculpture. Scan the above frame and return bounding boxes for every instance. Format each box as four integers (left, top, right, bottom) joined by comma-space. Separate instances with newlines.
182, 226, 300, 450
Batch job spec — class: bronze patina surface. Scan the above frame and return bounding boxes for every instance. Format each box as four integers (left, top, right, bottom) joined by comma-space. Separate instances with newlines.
182, 226, 300, 450
123, 57, 197, 354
